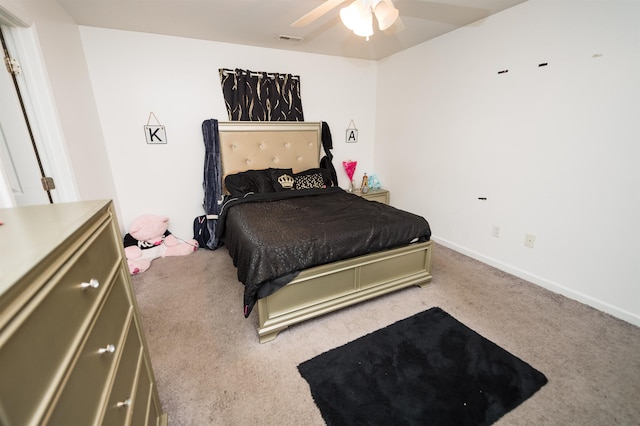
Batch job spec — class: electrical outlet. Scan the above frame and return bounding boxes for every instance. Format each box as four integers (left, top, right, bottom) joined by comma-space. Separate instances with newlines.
524, 233, 536, 248
492, 225, 501, 238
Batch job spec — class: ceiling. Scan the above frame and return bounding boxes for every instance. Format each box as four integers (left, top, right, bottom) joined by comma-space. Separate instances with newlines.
55, 0, 526, 61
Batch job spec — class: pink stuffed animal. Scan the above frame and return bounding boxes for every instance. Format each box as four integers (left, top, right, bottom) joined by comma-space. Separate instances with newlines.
123, 214, 198, 275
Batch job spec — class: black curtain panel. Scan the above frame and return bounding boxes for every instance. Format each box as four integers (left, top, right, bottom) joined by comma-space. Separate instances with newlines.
219, 68, 304, 121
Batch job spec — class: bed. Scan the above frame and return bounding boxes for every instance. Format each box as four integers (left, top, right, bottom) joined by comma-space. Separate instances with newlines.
213, 121, 433, 343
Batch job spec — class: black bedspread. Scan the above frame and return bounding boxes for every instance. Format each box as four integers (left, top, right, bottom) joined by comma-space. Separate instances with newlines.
216, 188, 431, 317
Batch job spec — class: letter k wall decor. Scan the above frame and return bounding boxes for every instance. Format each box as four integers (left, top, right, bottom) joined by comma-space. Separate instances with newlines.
144, 112, 167, 144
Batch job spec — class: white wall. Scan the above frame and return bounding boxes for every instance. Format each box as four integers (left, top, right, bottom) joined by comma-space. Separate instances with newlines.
78, 27, 378, 239
375, 0, 640, 325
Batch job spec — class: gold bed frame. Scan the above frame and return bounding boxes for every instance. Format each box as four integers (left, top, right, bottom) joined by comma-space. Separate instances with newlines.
218, 122, 433, 343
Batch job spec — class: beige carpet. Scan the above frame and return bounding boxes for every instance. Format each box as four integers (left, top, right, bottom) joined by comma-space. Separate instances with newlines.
132, 243, 640, 425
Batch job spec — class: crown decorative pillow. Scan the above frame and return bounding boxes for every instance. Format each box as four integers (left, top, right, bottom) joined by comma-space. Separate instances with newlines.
278, 174, 295, 189
270, 168, 295, 191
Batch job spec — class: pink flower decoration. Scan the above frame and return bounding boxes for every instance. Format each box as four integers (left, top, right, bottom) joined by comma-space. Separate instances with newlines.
343, 160, 357, 181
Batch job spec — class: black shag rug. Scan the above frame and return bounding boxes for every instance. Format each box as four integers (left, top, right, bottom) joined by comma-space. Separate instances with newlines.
298, 307, 547, 426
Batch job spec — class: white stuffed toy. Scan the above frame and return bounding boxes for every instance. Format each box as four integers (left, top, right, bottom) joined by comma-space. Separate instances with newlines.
123, 214, 198, 275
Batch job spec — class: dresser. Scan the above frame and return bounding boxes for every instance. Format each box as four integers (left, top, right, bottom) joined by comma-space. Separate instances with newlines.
0, 200, 167, 426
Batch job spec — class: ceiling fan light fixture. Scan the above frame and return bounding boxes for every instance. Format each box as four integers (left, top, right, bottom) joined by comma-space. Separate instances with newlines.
352, 12, 373, 38
373, 0, 399, 31
339, 0, 367, 31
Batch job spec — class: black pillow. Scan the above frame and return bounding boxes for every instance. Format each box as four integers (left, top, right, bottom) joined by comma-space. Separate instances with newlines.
269, 168, 295, 191
294, 168, 333, 190
225, 169, 274, 196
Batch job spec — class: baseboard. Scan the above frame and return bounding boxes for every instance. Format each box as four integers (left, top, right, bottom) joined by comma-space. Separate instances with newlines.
432, 237, 640, 328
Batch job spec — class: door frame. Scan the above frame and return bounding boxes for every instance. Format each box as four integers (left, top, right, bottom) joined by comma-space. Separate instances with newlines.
0, 22, 79, 207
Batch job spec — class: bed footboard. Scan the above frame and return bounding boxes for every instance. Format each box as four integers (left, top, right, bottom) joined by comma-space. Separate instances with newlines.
257, 240, 433, 343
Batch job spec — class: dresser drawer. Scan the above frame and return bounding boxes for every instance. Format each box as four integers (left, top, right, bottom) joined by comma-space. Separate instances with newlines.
130, 357, 153, 426
0, 220, 120, 426
148, 381, 166, 426
101, 318, 143, 426
46, 272, 132, 424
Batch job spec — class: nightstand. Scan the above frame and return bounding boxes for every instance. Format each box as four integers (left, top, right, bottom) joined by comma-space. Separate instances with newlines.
355, 188, 389, 204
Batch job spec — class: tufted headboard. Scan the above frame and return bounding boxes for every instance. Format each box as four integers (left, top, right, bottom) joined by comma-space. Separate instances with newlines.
218, 122, 322, 189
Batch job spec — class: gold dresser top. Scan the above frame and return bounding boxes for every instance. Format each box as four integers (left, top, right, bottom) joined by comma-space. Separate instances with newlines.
0, 200, 110, 301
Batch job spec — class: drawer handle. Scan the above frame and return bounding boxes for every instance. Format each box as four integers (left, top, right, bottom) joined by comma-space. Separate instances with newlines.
116, 398, 131, 408
98, 344, 115, 354
80, 278, 100, 289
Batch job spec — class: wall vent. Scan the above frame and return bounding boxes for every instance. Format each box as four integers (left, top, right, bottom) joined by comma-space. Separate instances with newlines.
278, 35, 303, 42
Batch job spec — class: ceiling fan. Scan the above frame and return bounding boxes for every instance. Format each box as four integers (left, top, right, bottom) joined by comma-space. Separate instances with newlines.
291, 0, 490, 40
291, 0, 404, 39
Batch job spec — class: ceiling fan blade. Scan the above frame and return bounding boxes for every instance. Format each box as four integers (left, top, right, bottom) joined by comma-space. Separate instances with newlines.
395, 0, 488, 26
291, 0, 348, 27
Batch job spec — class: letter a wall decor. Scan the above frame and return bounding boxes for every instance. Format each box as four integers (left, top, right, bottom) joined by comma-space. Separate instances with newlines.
346, 119, 358, 143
